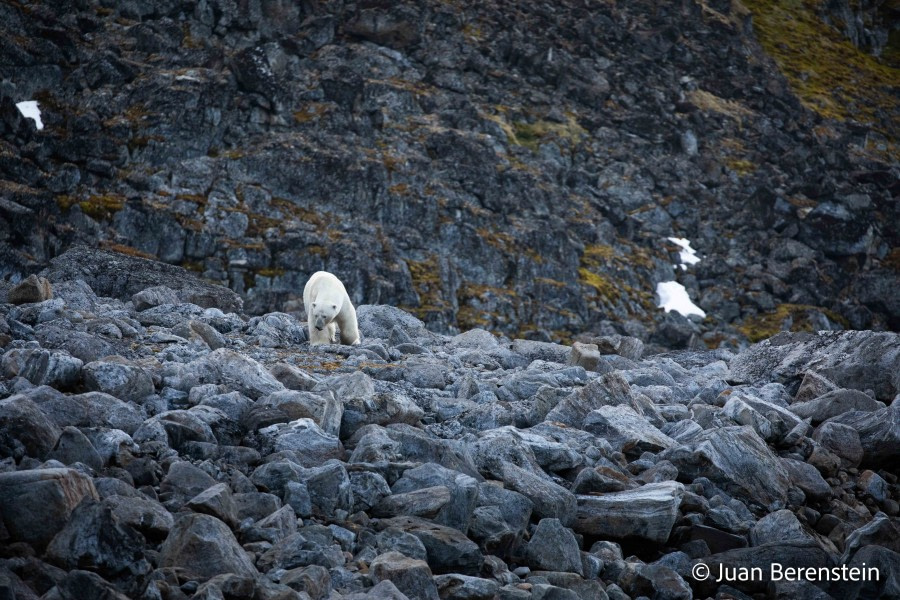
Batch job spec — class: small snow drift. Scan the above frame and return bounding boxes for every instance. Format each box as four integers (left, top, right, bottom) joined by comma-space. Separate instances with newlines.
656, 281, 706, 319
16, 100, 44, 130
667, 237, 700, 270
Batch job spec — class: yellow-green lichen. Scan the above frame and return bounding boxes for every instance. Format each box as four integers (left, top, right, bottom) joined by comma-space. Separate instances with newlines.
738, 303, 850, 342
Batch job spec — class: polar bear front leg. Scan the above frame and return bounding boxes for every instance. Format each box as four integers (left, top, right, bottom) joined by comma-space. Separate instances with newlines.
337, 304, 361, 345
326, 322, 337, 344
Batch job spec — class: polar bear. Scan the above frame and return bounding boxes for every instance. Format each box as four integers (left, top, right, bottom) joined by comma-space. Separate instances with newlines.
303, 271, 360, 346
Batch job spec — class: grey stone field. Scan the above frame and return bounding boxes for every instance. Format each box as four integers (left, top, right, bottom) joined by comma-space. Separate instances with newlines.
0, 249, 897, 600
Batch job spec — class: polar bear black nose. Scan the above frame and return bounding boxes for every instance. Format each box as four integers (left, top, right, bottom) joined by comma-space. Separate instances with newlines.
316, 327, 323, 331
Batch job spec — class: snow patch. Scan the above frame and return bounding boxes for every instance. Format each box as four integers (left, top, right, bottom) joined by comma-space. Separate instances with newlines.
15, 100, 44, 130
656, 281, 706, 319
667, 237, 700, 269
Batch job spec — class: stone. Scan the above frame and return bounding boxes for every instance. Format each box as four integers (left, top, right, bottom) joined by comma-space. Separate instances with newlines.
83, 359, 155, 402
299, 460, 354, 517
857, 470, 890, 503
434, 574, 500, 600
350, 470, 392, 513
38, 391, 143, 435
132, 285, 180, 311
0, 468, 98, 548
812, 421, 864, 467
370, 551, 438, 600
391, 462, 479, 532
0, 394, 61, 459
544, 372, 633, 427
257, 418, 344, 466
269, 362, 319, 391
525, 518, 583, 575
695, 542, 834, 595
573, 481, 684, 543
159, 513, 257, 581
171, 319, 227, 349
356, 305, 431, 340
8, 274, 53, 304
781, 458, 832, 502
825, 399, 900, 466
1, 348, 82, 388
192, 348, 285, 399
45, 498, 146, 575
47, 426, 103, 470
511, 339, 570, 364
281, 564, 331, 599
253, 389, 343, 436
376, 516, 484, 576
662, 426, 791, 508
749, 509, 816, 546
105, 494, 174, 538
43, 246, 243, 312
583, 405, 676, 455
499, 462, 576, 525
729, 331, 900, 402
185, 482, 238, 527
568, 342, 601, 371
159, 461, 217, 509
789, 388, 885, 424
377, 526, 429, 561
256, 531, 346, 572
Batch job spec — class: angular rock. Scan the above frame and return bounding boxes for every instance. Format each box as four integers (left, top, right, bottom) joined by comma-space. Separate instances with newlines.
824, 399, 900, 465
749, 509, 817, 546
583, 405, 676, 455
729, 331, 900, 402
573, 481, 684, 543
1, 348, 82, 388
500, 462, 576, 525
42, 246, 243, 312
662, 426, 791, 508
131, 285, 180, 311
377, 516, 484, 576
545, 372, 633, 427
0, 394, 61, 458
434, 574, 500, 600
38, 391, 143, 434
186, 482, 238, 527
357, 305, 430, 340
781, 458, 832, 502
0, 468, 98, 548
269, 362, 319, 391
511, 339, 570, 364
370, 551, 438, 600
192, 348, 285, 399
568, 341, 601, 371
105, 494, 174, 538
790, 389, 885, 424
48, 426, 103, 470
257, 418, 344, 466
83, 359, 154, 402
8, 274, 53, 305
813, 421, 864, 467
372, 485, 453, 519
45, 498, 146, 575
525, 518, 583, 576
159, 513, 257, 581
391, 462, 479, 532
281, 564, 332, 599
252, 390, 343, 436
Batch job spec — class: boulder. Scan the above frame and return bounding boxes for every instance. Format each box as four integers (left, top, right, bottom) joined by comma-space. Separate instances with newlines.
0, 394, 61, 458
573, 481, 684, 543
83, 359, 155, 402
370, 551, 438, 600
0, 468, 98, 548
159, 513, 257, 580
525, 518, 583, 575
8, 274, 53, 304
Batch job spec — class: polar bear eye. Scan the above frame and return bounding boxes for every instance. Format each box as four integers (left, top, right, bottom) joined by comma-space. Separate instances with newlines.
332, 305, 337, 309
312, 303, 317, 308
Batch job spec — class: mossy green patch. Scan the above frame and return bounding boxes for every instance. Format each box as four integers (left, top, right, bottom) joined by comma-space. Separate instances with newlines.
743, 0, 900, 138
738, 303, 849, 342
59, 194, 125, 220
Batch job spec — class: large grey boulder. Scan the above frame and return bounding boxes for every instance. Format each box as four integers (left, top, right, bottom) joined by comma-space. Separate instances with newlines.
83, 359, 155, 402
36, 391, 143, 434
1, 348, 82, 388
0, 468, 98, 548
390, 462, 479, 532
525, 518, 583, 575
789, 388, 885, 424
257, 418, 344, 466
192, 349, 285, 399
824, 399, 900, 465
729, 331, 900, 402
370, 551, 438, 600
251, 390, 343, 436
662, 426, 791, 508
376, 516, 483, 576
583, 405, 676, 455
159, 513, 257, 580
8, 274, 53, 304
41, 245, 243, 312
573, 481, 683, 543
356, 305, 431, 340
0, 394, 61, 458
544, 372, 633, 427
500, 462, 576, 525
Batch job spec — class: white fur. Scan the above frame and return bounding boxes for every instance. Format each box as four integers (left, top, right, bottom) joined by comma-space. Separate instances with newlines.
303, 271, 360, 346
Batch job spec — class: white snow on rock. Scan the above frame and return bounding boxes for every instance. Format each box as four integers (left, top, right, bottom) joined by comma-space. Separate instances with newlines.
656, 281, 706, 319
15, 101, 43, 130
667, 237, 700, 270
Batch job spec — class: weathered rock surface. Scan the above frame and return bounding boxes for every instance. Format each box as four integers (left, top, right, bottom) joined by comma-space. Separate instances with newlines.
573, 481, 684, 543
159, 513, 257, 581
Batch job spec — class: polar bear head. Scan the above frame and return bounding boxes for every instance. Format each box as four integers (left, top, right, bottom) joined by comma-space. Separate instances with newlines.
309, 300, 340, 331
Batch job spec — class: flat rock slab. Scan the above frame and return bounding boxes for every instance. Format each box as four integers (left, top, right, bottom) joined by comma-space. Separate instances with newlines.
573, 481, 684, 543
729, 331, 900, 401
583, 405, 676, 455
376, 515, 483, 576
824, 400, 900, 466
662, 425, 790, 509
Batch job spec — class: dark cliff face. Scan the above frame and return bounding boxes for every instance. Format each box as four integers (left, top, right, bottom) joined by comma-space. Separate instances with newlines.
1, 0, 898, 349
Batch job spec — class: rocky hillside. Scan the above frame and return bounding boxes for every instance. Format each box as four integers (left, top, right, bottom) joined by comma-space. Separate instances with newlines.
0, 251, 898, 600
1, 0, 898, 349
